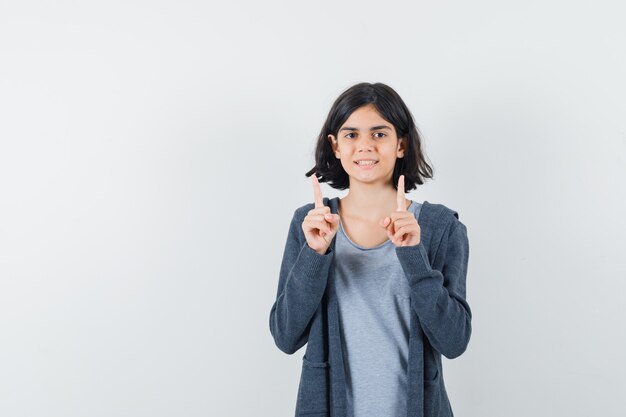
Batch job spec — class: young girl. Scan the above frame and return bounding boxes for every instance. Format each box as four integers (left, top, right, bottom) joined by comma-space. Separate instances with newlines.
269, 82, 472, 417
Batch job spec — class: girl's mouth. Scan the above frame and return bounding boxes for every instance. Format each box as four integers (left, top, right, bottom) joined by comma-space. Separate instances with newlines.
354, 160, 379, 169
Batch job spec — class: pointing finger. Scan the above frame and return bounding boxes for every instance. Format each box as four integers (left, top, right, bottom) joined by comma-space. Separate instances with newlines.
397, 174, 406, 211
312, 174, 324, 208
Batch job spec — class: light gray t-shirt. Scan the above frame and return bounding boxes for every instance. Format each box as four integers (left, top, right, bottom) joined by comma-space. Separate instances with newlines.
331, 200, 423, 417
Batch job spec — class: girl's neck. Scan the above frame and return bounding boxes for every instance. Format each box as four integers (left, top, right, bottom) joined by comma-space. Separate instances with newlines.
340, 182, 410, 222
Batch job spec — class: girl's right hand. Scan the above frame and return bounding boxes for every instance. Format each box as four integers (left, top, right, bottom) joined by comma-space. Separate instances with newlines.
302, 174, 340, 255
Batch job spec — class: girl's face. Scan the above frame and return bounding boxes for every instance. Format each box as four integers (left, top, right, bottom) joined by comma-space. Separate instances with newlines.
328, 104, 406, 186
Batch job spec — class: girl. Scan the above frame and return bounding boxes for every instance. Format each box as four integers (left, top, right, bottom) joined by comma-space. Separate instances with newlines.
269, 82, 472, 417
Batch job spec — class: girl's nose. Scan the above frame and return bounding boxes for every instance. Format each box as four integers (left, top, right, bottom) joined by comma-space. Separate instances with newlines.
356, 138, 376, 150
357, 144, 375, 152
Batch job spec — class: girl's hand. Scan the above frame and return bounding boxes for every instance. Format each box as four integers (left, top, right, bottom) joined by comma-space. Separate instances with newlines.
302, 174, 340, 255
379, 175, 422, 247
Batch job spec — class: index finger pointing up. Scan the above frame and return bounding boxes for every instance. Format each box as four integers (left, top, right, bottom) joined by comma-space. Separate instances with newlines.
312, 174, 324, 208
397, 174, 406, 211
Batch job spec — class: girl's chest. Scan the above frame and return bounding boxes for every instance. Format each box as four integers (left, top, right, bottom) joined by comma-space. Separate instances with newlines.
341, 216, 390, 249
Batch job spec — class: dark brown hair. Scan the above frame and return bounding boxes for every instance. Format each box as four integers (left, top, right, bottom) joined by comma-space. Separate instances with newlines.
305, 82, 434, 192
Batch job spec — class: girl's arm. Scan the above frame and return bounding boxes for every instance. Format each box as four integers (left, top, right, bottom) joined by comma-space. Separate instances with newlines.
396, 218, 472, 359
269, 208, 333, 354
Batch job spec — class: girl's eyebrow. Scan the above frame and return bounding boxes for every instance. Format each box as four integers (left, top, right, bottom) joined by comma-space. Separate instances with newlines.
339, 125, 392, 132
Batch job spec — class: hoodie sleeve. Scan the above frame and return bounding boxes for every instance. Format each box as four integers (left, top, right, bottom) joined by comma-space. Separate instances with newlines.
269, 208, 334, 355
395, 218, 472, 359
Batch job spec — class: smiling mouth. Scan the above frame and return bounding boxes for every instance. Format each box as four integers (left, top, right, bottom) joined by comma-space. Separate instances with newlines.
354, 161, 379, 166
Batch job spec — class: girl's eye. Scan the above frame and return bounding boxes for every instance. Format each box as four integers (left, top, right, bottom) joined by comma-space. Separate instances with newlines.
345, 132, 386, 139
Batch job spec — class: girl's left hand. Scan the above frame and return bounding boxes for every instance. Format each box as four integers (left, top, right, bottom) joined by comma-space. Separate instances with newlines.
379, 175, 422, 247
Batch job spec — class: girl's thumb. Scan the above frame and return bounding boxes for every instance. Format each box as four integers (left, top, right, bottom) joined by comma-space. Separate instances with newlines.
325, 213, 339, 222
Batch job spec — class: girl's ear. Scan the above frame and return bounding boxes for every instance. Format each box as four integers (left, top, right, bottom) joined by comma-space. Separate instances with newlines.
397, 137, 406, 158
328, 134, 339, 157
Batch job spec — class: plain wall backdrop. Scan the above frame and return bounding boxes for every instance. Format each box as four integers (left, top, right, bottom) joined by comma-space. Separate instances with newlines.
1, 1, 625, 416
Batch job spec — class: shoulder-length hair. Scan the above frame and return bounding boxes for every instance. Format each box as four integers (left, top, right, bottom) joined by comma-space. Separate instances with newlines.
305, 82, 434, 192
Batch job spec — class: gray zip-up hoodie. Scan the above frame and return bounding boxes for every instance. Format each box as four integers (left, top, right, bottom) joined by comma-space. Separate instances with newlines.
269, 196, 472, 417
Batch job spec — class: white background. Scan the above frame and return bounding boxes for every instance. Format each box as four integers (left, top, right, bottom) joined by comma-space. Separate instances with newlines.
1, 1, 625, 416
